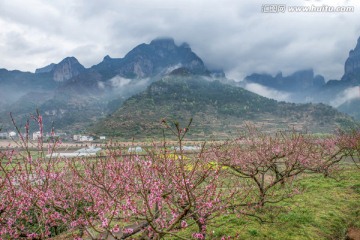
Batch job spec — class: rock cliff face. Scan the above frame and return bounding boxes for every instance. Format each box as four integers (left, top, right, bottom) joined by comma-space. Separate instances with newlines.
92, 37, 209, 79
344, 37, 360, 76
52, 57, 85, 82
341, 37, 360, 84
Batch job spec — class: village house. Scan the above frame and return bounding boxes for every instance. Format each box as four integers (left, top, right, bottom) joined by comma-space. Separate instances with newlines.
0, 132, 9, 139
0, 131, 16, 139
32, 131, 42, 140
73, 134, 94, 142
128, 146, 143, 153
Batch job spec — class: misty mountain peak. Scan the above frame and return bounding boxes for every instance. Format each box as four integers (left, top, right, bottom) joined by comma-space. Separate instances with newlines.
103, 55, 112, 61
180, 42, 191, 49
343, 36, 360, 81
53, 56, 85, 82
150, 37, 176, 48
58, 57, 85, 69
275, 72, 283, 79
245, 69, 325, 92
35, 57, 85, 80
92, 37, 208, 79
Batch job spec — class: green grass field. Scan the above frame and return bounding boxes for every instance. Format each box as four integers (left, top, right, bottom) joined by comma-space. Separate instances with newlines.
164, 166, 360, 240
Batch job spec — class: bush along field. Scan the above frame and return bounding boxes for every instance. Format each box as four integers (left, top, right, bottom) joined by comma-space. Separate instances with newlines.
0, 114, 359, 240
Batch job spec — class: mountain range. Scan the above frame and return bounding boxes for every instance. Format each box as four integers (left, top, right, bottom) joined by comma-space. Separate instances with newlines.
243, 37, 360, 116
0, 37, 359, 138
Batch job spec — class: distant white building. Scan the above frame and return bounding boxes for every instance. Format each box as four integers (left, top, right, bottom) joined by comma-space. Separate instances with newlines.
0, 132, 9, 139
33, 131, 42, 140
73, 134, 94, 142
79, 136, 94, 142
100, 136, 106, 140
9, 131, 17, 138
80, 136, 94, 142
0, 131, 17, 139
73, 134, 81, 141
128, 146, 143, 153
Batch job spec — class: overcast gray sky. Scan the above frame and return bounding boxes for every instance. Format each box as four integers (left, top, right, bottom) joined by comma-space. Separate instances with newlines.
0, 0, 359, 81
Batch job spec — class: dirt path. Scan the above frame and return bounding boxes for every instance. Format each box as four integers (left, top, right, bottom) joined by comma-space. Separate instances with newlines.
347, 228, 360, 240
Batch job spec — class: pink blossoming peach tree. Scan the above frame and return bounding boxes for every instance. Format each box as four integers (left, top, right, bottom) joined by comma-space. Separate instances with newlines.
0, 113, 358, 239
